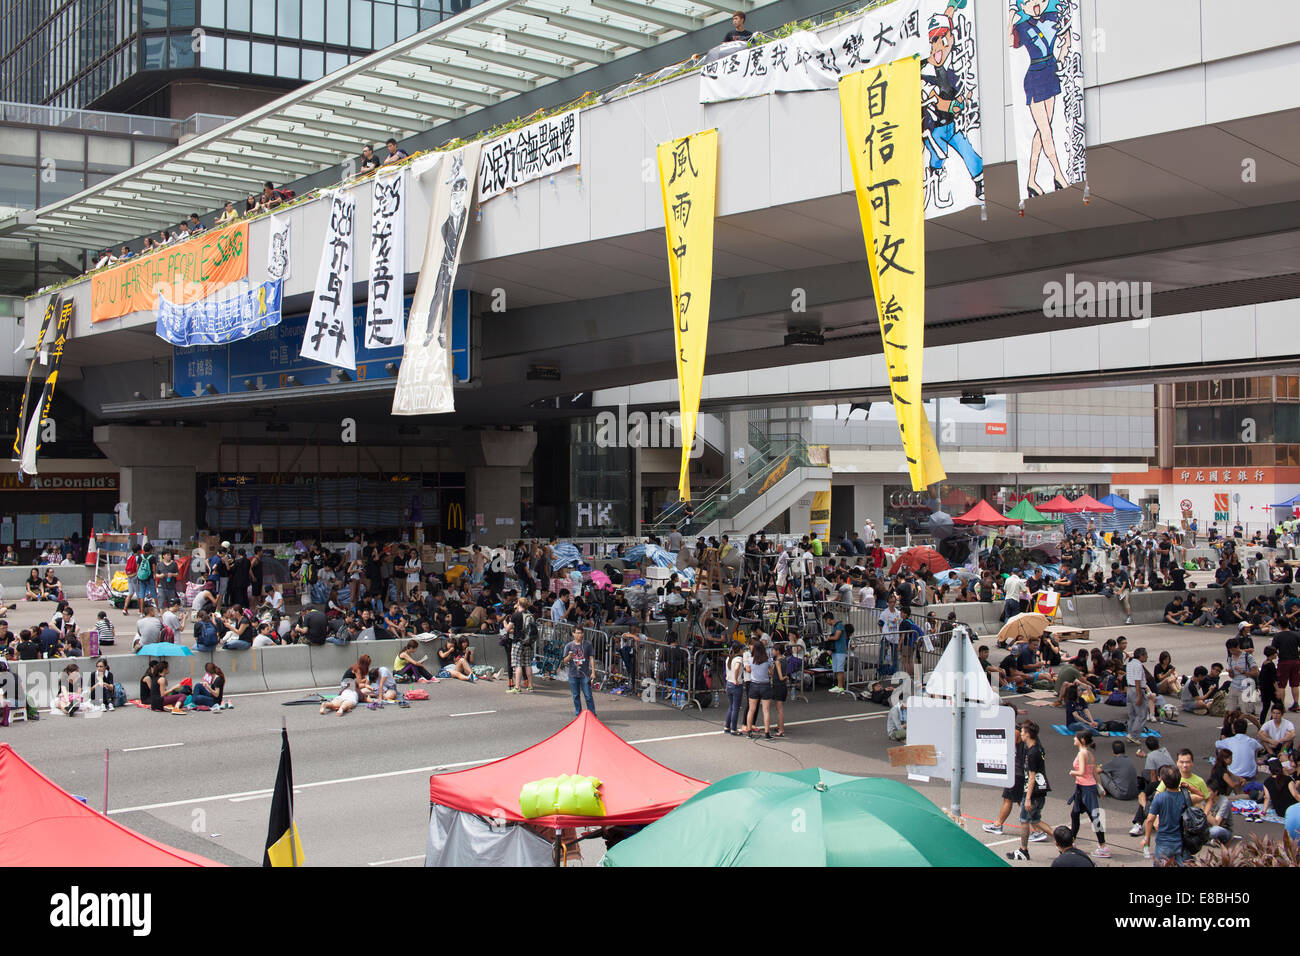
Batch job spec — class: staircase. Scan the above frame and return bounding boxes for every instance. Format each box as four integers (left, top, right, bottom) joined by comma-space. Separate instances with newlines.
645, 426, 831, 540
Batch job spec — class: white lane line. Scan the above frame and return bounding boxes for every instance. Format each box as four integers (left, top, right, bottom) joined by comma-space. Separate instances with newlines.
983, 838, 1021, 848
228, 788, 303, 803
448, 710, 496, 717
122, 742, 184, 752
109, 710, 885, 814
368, 854, 425, 867
108, 756, 500, 815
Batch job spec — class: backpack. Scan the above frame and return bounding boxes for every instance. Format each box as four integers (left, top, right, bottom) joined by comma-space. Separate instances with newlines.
1179, 789, 1211, 854
136, 554, 152, 581
520, 612, 538, 648
125, 553, 139, 575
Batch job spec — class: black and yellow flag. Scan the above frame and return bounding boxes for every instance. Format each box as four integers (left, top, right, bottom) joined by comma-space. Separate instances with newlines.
263, 726, 303, 867
13, 294, 59, 463
657, 129, 717, 503
840, 57, 945, 491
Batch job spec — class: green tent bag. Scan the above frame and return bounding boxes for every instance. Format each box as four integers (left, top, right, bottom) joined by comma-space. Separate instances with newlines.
519, 774, 605, 818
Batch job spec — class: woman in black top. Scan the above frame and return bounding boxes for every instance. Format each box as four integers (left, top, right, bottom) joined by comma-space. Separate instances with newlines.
24, 569, 41, 601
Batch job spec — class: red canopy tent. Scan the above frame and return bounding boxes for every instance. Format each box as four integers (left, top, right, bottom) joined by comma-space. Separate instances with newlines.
1070, 494, 1115, 514
427, 712, 710, 866
1036, 494, 1082, 514
0, 743, 219, 867
953, 499, 1020, 526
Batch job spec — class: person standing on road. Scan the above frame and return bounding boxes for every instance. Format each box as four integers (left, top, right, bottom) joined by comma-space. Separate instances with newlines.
1125, 647, 1150, 753
724, 641, 745, 735
563, 625, 596, 717
1007, 721, 1053, 862
1067, 730, 1111, 859
823, 612, 850, 695
1143, 765, 1189, 866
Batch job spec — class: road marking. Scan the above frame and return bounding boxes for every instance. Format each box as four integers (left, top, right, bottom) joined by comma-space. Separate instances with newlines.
108, 756, 500, 815
122, 742, 184, 752
229, 788, 303, 803
983, 837, 1020, 848
368, 854, 425, 866
448, 710, 496, 717
108, 710, 885, 815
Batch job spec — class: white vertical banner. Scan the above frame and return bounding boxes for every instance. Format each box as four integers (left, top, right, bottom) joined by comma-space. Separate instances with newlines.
365, 168, 406, 348
300, 189, 357, 371
392, 142, 481, 416
1006, 0, 1086, 205
267, 215, 291, 280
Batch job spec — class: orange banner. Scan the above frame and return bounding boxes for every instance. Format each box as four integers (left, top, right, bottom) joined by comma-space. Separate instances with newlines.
91, 222, 250, 322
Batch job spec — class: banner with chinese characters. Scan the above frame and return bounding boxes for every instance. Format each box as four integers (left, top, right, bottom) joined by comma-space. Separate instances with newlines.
808, 488, 832, 542
477, 110, 580, 203
1007, 0, 1086, 204
267, 216, 291, 280
365, 168, 406, 349
840, 58, 944, 491
700, 0, 983, 218
300, 189, 357, 371
156, 278, 283, 347
657, 129, 718, 503
19, 297, 74, 477
392, 142, 481, 416
13, 294, 59, 462
91, 221, 249, 322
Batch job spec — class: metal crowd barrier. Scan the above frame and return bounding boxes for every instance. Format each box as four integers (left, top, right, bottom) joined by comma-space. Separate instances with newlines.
532, 620, 613, 685
823, 600, 882, 638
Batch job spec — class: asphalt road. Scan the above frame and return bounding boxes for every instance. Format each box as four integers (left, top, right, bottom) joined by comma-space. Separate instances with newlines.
7, 618, 1286, 867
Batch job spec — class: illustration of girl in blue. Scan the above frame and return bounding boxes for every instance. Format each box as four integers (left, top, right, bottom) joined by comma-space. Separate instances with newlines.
1008, 0, 1071, 197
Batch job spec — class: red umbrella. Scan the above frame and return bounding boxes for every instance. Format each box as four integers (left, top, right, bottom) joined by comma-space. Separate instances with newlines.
953, 499, 1021, 527
1036, 494, 1082, 514
890, 546, 951, 575
1071, 494, 1115, 514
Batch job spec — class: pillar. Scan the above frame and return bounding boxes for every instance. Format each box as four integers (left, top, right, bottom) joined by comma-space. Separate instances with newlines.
93, 424, 221, 544
470, 430, 537, 546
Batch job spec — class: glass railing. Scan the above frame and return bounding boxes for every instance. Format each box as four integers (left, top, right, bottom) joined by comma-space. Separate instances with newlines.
645, 432, 812, 534
0, 100, 232, 140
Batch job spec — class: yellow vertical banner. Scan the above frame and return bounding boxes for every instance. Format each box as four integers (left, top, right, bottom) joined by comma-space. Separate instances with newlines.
839, 57, 944, 492
808, 488, 832, 541
657, 129, 717, 503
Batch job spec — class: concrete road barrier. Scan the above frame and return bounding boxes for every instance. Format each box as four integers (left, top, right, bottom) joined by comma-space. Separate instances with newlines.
259, 644, 314, 691
211, 648, 268, 693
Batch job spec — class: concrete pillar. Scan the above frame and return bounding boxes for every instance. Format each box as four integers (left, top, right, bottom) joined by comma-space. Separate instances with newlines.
471, 430, 537, 546
93, 425, 220, 544
855, 482, 884, 531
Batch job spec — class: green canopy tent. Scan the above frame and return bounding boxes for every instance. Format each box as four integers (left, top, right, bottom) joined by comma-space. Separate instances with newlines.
602, 769, 1007, 867
1005, 499, 1062, 524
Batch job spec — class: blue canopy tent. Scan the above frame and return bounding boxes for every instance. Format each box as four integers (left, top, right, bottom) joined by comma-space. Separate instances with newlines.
1063, 493, 1144, 535
1269, 493, 1300, 509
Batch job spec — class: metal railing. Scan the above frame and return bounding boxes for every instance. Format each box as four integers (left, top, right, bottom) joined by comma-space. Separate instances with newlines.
0, 100, 231, 139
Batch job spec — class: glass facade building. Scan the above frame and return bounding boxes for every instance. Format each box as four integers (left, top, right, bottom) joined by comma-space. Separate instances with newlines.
0, 0, 480, 114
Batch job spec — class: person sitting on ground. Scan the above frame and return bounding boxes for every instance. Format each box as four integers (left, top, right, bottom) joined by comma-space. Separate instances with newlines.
1049, 825, 1095, 867
435, 636, 476, 681
220, 607, 254, 649
369, 667, 399, 702
394, 640, 434, 682
886, 697, 907, 741
56, 663, 84, 716
1204, 776, 1235, 846
251, 620, 280, 648
1163, 595, 1191, 625
1258, 702, 1296, 758
1153, 651, 1182, 696
1180, 666, 1211, 715
1259, 757, 1299, 817
1216, 717, 1264, 794
1063, 683, 1102, 734
192, 609, 220, 651
1098, 739, 1141, 800
24, 568, 41, 601
141, 660, 186, 714
87, 658, 116, 710
192, 662, 228, 709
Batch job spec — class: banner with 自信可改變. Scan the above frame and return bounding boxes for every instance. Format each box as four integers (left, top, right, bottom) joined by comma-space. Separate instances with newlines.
700, 0, 984, 218
392, 142, 481, 416
477, 110, 580, 203
365, 168, 406, 349
840, 57, 945, 492
300, 189, 358, 371
657, 129, 718, 504
1007, 0, 1086, 204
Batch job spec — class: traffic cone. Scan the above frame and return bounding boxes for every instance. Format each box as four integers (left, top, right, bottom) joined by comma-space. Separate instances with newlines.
85, 528, 98, 567
142, 526, 149, 549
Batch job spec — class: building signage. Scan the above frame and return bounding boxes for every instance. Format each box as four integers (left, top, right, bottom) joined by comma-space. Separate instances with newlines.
0, 473, 117, 491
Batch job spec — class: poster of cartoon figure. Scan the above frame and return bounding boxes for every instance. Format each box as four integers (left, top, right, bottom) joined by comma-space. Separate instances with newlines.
1006, 0, 1086, 204
920, 2, 983, 215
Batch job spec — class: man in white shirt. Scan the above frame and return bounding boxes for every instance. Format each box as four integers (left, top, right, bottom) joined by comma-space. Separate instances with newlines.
1125, 648, 1150, 751
862, 520, 877, 548
878, 594, 902, 673
856, 581, 875, 608
344, 535, 362, 563
1002, 571, 1026, 620
1259, 702, 1296, 757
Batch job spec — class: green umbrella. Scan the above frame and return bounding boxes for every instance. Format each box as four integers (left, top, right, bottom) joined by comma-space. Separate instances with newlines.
602, 769, 1007, 867
1005, 499, 1061, 524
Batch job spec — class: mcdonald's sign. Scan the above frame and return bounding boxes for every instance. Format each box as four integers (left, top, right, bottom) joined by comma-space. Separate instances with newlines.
446, 502, 464, 531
